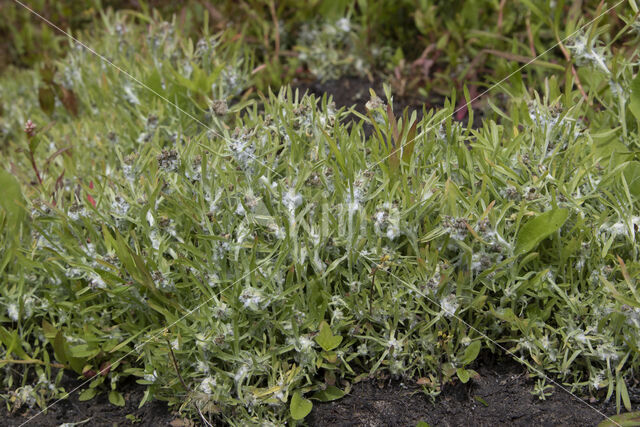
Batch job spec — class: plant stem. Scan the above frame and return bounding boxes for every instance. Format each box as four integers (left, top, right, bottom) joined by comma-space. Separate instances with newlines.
28, 149, 43, 186
165, 337, 190, 392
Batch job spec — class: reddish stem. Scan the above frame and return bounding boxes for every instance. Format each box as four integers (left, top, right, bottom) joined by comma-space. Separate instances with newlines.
28, 149, 43, 186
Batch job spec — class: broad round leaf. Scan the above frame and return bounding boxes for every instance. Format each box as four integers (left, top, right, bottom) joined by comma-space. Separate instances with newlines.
290, 391, 312, 420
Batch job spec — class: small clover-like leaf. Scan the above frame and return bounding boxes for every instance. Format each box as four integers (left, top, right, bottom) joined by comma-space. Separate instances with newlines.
459, 340, 481, 366
78, 388, 97, 402
315, 321, 342, 351
109, 390, 125, 407
290, 391, 312, 420
456, 368, 471, 384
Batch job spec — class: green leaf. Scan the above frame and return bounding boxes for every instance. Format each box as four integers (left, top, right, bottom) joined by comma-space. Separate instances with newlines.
598, 411, 640, 427
459, 340, 481, 366
401, 118, 418, 163
311, 386, 345, 402
139, 388, 151, 409
456, 368, 471, 383
0, 326, 29, 360
474, 395, 489, 407
109, 390, 125, 407
617, 375, 633, 412
416, 422, 431, 427
41, 320, 57, 339
290, 391, 312, 420
514, 208, 569, 255
78, 388, 97, 402
38, 86, 56, 116
315, 321, 342, 352
0, 169, 26, 230
629, 72, 640, 123
53, 331, 68, 364
321, 130, 347, 177
623, 162, 640, 199
68, 344, 100, 359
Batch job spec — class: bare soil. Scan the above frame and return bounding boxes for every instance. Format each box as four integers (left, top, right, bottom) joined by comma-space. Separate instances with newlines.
310, 359, 639, 427
4, 359, 637, 426
292, 74, 487, 131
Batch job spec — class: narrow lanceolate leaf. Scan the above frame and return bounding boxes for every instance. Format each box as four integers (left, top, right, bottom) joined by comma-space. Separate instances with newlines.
290, 391, 312, 420
0, 169, 26, 230
623, 161, 640, 199
514, 208, 569, 255
597, 411, 640, 427
629, 72, 640, 122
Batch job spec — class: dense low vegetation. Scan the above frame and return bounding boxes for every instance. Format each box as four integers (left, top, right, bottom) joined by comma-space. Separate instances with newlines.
1, 1, 640, 424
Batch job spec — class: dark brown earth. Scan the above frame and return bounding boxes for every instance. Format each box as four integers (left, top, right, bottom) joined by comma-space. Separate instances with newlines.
310, 358, 640, 427
2, 372, 177, 427
3, 359, 637, 426
292, 74, 488, 133
292, 75, 441, 119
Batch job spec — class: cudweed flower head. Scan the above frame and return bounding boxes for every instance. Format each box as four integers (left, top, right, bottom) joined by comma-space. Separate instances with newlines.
442, 216, 468, 240
146, 114, 159, 130
157, 149, 180, 172
357, 343, 368, 356
211, 99, 228, 116
89, 272, 107, 290
591, 371, 605, 390
373, 203, 401, 239
68, 203, 87, 221
440, 294, 459, 318
387, 335, 401, 350
7, 303, 19, 322
200, 376, 217, 394
471, 252, 492, 273
151, 270, 175, 291
196, 360, 210, 374
567, 33, 610, 75
228, 131, 256, 171
390, 359, 404, 376
282, 186, 303, 215
365, 94, 386, 124
239, 286, 266, 311
143, 370, 158, 383
112, 195, 130, 216
123, 83, 140, 105
195, 36, 218, 56
336, 17, 351, 33
595, 343, 619, 362
502, 186, 521, 201
15, 385, 36, 408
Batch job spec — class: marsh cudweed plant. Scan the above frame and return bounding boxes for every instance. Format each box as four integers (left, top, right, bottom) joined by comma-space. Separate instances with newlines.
3, 11, 640, 423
